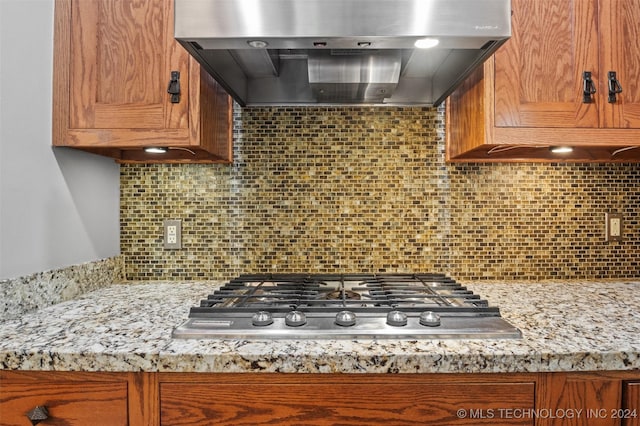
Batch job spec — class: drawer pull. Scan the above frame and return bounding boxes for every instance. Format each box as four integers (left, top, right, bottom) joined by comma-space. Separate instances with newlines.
26, 405, 49, 425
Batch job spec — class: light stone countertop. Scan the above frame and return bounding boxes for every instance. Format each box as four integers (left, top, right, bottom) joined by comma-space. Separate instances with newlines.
0, 280, 639, 374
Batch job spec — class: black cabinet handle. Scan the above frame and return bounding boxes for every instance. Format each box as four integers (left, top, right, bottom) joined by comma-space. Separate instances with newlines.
26, 405, 49, 425
608, 71, 623, 103
167, 71, 181, 103
582, 71, 596, 103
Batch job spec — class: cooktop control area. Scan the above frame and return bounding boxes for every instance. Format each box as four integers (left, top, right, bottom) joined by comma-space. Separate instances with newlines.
173, 274, 522, 339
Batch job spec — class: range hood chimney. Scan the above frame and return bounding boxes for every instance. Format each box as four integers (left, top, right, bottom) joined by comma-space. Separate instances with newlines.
175, 0, 511, 106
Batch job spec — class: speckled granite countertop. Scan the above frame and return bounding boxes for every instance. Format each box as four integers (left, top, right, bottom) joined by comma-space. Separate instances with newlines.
0, 280, 638, 374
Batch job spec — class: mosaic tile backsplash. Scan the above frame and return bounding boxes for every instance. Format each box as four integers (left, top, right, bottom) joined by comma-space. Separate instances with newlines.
121, 106, 639, 280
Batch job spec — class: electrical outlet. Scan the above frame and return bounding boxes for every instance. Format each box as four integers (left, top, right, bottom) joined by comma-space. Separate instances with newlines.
164, 219, 182, 249
605, 213, 622, 242
167, 226, 177, 244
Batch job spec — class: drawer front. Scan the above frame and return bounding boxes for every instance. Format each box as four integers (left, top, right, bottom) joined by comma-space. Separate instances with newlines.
0, 381, 128, 426
161, 382, 535, 425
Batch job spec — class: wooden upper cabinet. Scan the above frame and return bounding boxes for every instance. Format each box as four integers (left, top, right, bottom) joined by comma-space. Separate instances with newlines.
600, 0, 640, 129
53, 0, 233, 163
446, 0, 640, 162
69, 1, 173, 130
494, 0, 599, 129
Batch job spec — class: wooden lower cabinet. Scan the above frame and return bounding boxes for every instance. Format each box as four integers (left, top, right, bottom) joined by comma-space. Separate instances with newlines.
2, 371, 640, 426
0, 371, 156, 426
624, 382, 640, 426
159, 374, 535, 425
0, 373, 127, 426
537, 372, 625, 426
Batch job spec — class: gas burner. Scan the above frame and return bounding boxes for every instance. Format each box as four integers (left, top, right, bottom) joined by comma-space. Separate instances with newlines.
325, 290, 361, 300
173, 273, 522, 339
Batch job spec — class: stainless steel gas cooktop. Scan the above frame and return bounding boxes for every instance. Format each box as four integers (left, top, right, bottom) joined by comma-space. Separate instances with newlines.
172, 273, 522, 339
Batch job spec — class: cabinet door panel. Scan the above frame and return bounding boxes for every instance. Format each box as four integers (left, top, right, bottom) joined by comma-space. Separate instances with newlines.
160, 382, 534, 425
537, 374, 621, 426
623, 382, 640, 426
600, 0, 640, 128
494, 0, 599, 128
69, 0, 188, 130
0, 381, 128, 426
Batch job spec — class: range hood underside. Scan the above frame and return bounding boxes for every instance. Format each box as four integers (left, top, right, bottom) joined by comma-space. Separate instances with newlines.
175, 0, 511, 106
182, 45, 503, 106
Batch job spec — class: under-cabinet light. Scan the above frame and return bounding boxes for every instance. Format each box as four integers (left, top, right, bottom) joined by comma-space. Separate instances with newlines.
143, 147, 197, 155
144, 147, 168, 154
549, 146, 573, 154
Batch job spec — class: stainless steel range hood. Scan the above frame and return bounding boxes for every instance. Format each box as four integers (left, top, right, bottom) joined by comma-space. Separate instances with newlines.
175, 0, 511, 106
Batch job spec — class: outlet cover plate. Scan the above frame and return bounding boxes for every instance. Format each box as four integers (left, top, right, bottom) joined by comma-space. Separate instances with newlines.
164, 219, 182, 249
605, 212, 622, 242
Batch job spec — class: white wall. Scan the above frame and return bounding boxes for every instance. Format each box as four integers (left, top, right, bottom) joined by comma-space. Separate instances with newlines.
0, 0, 120, 280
